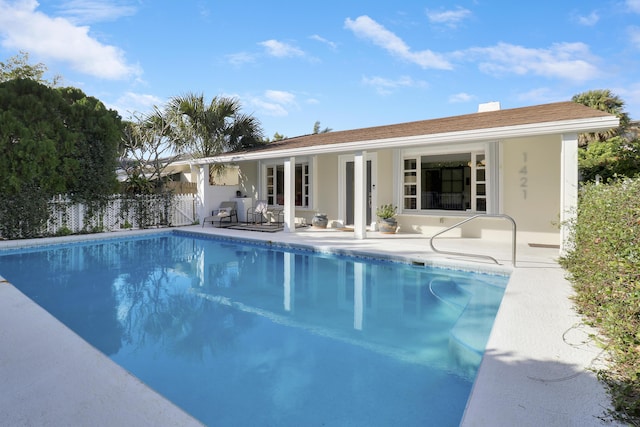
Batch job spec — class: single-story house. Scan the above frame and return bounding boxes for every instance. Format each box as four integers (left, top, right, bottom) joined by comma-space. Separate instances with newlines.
189, 101, 619, 253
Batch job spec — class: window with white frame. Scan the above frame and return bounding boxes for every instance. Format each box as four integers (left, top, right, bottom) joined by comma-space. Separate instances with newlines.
402, 151, 486, 212
265, 163, 310, 207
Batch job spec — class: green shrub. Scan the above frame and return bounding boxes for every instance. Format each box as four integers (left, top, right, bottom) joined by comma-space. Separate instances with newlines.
54, 226, 72, 236
0, 184, 50, 239
560, 179, 640, 425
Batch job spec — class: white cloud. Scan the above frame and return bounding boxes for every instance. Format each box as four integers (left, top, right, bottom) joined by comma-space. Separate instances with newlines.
248, 90, 298, 117
197, 1, 211, 20
264, 90, 297, 105
55, 0, 137, 24
467, 42, 601, 82
0, 0, 141, 80
259, 39, 305, 58
226, 52, 256, 66
627, 0, 640, 13
629, 26, 640, 49
448, 92, 474, 103
426, 7, 472, 28
362, 75, 427, 95
575, 11, 599, 26
105, 91, 163, 119
310, 34, 337, 49
250, 98, 289, 117
344, 15, 452, 70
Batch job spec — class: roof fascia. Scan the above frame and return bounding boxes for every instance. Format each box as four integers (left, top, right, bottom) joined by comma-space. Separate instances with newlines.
192, 116, 619, 165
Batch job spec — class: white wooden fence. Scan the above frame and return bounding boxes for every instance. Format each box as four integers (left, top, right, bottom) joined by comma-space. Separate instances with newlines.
47, 194, 198, 235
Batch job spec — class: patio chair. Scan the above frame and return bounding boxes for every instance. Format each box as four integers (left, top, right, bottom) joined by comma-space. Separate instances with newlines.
246, 200, 285, 225
246, 200, 270, 224
202, 201, 238, 227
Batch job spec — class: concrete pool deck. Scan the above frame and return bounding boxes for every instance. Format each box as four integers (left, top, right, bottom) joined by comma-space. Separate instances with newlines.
0, 225, 619, 426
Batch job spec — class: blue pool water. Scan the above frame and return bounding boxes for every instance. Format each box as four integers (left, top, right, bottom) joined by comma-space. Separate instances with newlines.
0, 232, 508, 426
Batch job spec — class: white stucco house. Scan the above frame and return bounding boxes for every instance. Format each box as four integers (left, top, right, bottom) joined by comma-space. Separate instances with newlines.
189, 101, 619, 253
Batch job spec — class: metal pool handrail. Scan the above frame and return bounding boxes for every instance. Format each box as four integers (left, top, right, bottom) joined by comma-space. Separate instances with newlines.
429, 214, 517, 266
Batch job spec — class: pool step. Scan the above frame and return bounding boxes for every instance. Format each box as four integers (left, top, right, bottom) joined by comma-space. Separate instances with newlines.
429, 277, 506, 375
428, 277, 471, 309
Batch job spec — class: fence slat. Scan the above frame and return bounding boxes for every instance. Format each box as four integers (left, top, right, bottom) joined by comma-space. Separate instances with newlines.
44, 194, 197, 236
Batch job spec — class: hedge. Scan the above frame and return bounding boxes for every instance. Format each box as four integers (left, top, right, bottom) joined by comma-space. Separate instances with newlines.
560, 179, 640, 425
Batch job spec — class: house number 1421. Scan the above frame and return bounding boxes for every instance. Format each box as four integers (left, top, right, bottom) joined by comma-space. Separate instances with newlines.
520, 152, 528, 200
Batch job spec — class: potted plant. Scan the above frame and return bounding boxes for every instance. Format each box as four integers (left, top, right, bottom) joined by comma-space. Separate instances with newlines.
376, 204, 398, 233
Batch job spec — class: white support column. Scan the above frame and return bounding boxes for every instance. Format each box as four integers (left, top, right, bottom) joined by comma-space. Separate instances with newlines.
354, 151, 367, 239
193, 164, 208, 223
284, 157, 296, 232
560, 133, 579, 254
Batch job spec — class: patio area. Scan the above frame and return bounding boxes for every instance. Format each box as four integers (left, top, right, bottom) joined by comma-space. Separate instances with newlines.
0, 225, 618, 426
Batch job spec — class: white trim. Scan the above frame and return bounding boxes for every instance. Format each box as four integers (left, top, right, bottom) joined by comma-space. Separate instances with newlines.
261, 160, 311, 209
354, 151, 367, 239
338, 153, 378, 227
284, 157, 296, 233
392, 149, 401, 215
191, 116, 619, 165
498, 142, 505, 214
311, 156, 318, 211
487, 141, 500, 214
399, 146, 496, 215
560, 133, 578, 254
403, 141, 487, 157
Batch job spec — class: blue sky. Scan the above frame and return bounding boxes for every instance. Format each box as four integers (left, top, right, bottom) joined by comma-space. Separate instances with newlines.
1, 0, 639, 139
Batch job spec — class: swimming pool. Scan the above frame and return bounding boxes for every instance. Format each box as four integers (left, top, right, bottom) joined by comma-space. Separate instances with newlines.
0, 231, 508, 426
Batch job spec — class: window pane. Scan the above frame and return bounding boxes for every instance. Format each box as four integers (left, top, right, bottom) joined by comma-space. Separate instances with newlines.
404, 171, 417, 183
404, 198, 417, 209
295, 165, 303, 206
266, 163, 309, 207
404, 159, 416, 170
276, 166, 284, 205
420, 153, 470, 211
404, 185, 416, 196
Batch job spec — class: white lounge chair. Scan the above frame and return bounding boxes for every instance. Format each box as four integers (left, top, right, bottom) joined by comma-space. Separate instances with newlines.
202, 201, 238, 227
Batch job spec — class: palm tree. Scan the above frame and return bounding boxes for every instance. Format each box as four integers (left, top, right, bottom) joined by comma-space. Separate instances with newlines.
167, 93, 264, 158
313, 120, 332, 134
572, 89, 630, 146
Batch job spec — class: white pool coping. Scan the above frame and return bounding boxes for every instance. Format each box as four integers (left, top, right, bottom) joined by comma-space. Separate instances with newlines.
0, 226, 620, 426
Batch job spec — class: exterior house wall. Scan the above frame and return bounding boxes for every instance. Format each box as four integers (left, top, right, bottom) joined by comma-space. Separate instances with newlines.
392, 137, 562, 245
237, 158, 337, 225
238, 161, 259, 201
314, 154, 339, 224
190, 101, 616, 252
203, 136, 563, 245
374, 149, 395, 220
501, 135, 561, 245
211, 165, 241, 186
